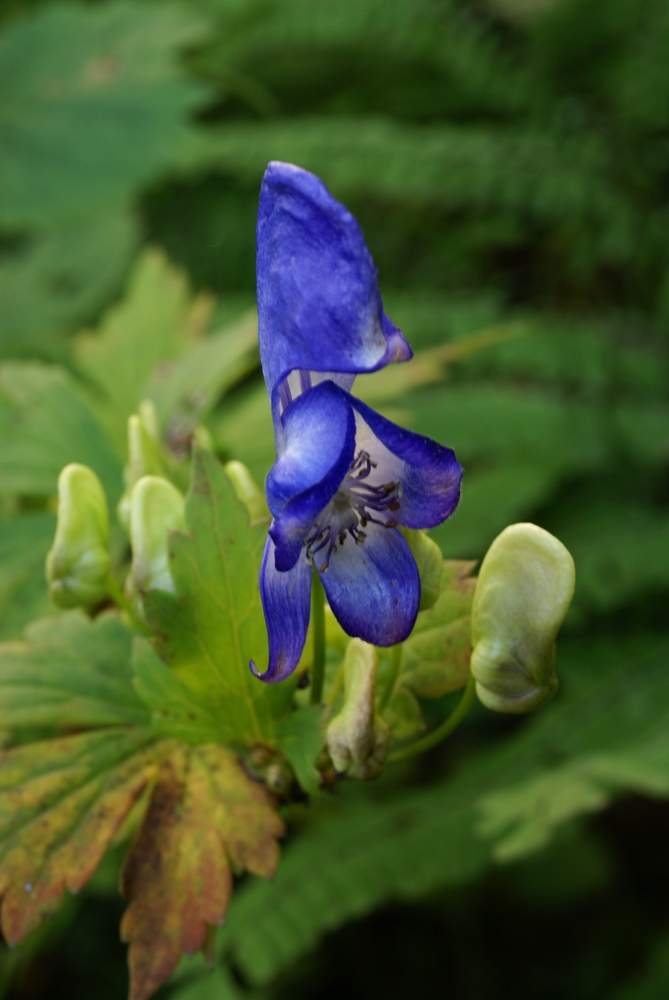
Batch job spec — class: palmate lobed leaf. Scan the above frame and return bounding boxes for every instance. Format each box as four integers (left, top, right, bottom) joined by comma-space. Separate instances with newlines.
120, 743, 284, 1000
0, 612, 149, 730
0, 606, 289, 1000
0, 728, 168, 946
143, 448, 292, 744
0, 511, 55, 641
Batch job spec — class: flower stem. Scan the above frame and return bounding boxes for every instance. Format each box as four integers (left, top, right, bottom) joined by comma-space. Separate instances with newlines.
325, 661, 345, 708
106, 574, 151, 636
310, 569, 326, 705
387, 675, 477, 764
378, 643, 402, 712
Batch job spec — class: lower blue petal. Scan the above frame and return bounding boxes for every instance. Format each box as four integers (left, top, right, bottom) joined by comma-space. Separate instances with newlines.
250, 536, 311, 682
318, 523, 420, 646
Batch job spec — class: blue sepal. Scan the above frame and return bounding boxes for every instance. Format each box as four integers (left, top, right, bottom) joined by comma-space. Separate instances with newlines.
250, 536, 312, 683
257, 162, 411, 398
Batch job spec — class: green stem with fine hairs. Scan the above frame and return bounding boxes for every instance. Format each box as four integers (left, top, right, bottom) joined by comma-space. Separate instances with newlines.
387, 675, 477, 764
310, 569, 327, 705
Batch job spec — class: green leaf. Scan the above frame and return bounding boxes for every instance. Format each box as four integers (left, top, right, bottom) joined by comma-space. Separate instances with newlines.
0, 362, 122, 500
0, 209, 139, 360
401, 561, 476, 698
0, 612, 150, 730
145, 310, 259, 430
0, 2, 207, 227
213, 382, 274, 487
399, 527, 444, 610
199, 118, 632, 245
477, 738, 669, 861
73, 249, 214, 452
0, 511, 55, 641
433, 462, 560, 557
546, 488, 669, 617
273, 706, 324, 796
143, 448, 284, 745
411, 385, 607, 473
132, 639, 240, 745
476, 635, 669, 860
167, 967, 246, 1000
220, 771, 492, 987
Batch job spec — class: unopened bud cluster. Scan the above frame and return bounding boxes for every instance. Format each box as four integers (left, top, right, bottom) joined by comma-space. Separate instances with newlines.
46, 403, 190, 619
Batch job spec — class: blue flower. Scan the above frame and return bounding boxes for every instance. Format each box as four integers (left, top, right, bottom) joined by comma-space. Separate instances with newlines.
251, 162, 462, 683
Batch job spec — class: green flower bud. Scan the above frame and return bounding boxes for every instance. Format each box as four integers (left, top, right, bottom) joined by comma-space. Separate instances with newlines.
129, 476, 186, 596
117, 402, 164, 532
46, 464, 111, 609
224, 460, 268, 526
326, 639, 391, 780
399, 527, 443, 610
471, 523, 575, 714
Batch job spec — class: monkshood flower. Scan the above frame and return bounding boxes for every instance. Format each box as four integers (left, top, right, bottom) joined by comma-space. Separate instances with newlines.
251, 162, 462, 683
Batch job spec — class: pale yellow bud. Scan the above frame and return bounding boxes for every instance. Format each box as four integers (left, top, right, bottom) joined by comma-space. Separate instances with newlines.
224, 460, 268, 526
46, 464, 110, 609
129, 476, 186, 596
117, 403, 164, 532
471, 523, 575, 714
326, 639, 391, 779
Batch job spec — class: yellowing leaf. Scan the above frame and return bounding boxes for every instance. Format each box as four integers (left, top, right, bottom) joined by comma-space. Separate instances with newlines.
401, 560, 476, 698
0, 729, 170, 946
120, 743, 284, 1000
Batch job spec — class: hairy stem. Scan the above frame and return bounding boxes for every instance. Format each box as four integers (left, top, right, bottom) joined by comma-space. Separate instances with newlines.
387, 675, 477, 764
106, 574, 151, 635
310, 569, 326, 705
378, 643, 402, 712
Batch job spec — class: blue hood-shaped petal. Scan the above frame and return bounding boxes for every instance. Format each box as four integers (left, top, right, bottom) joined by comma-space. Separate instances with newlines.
257, 162, 412, 401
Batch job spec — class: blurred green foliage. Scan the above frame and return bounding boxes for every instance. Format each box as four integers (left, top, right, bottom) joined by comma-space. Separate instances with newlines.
0, 0, 667, 998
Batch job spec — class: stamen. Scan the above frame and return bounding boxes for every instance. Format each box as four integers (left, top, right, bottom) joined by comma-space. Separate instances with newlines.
305, 449, 402, 571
